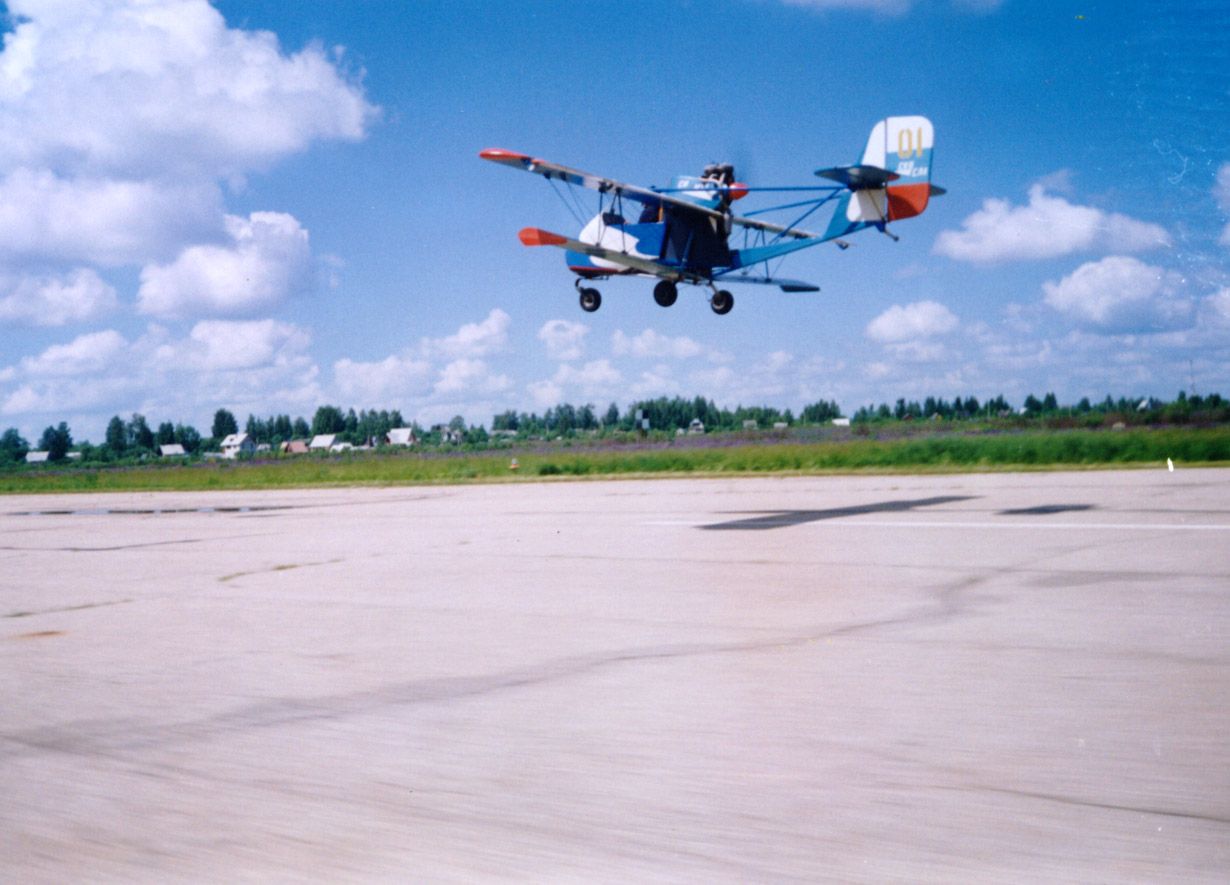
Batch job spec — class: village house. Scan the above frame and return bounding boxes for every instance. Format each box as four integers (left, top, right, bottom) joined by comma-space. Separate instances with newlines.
386, 427, 418, 447
219, 433, 255, 459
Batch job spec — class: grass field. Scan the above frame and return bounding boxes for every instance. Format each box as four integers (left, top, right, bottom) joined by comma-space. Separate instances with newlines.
2, 426, 1227, 494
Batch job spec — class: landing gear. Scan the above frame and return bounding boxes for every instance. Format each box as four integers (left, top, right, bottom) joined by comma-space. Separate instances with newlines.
578, 287, 602, 312
653, 280, 678, 307
710, 289, 734, 315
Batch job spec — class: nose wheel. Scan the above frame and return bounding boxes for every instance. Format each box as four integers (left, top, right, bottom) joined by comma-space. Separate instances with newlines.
710, 289, 734, 315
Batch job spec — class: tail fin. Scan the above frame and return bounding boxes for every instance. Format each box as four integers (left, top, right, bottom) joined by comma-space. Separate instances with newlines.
863, 115, 934, 221
819, 116, 937, 240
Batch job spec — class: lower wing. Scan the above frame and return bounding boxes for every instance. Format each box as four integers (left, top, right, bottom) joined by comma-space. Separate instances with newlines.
519, 227, 686, 280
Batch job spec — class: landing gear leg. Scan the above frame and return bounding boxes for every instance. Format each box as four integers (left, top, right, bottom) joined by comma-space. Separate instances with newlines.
710, 288, 733, 315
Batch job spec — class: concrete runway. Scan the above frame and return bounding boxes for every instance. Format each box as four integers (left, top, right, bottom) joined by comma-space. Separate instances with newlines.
2, 469, 1228, 881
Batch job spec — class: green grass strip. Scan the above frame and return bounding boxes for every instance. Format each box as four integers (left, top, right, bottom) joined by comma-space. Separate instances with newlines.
2, 427, 1227, 494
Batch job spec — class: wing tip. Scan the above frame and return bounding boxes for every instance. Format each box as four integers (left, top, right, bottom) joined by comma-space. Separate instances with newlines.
518, 227, 567, 247
480, 148, 531, 165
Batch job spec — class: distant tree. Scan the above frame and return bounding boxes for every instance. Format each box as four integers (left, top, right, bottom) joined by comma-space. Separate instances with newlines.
603, 402, 620, 427
801, 399, 842, 423
39, 422, 72, 462
1042, 392, 1058, 413
156, 421, 176, 445
448, 414, 467, 432
1022, 394, 1043, 416
174, 423, 202, 453
986, 395, 1011, 415
105, 415, 127, 454
0, 427, 29, 463
212, 408, 238, 439
311, 405, 345, 435
272, 414, 293, 442
492, 410, 519, 432
128, 413, 154, 451
292, 416, 310, 438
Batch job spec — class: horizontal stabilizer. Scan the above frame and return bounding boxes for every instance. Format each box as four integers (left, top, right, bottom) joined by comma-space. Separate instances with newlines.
929, 184, 947, 197
779, 281, 820, 293
814, 164, 900, 190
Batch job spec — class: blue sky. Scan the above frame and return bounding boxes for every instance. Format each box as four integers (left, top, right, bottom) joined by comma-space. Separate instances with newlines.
1, 0, 1227, 441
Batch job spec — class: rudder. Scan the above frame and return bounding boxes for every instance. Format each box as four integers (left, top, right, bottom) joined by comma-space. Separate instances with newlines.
862, 115, 934, 221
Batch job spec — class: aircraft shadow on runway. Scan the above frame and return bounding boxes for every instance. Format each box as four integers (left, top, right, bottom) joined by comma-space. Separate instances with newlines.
699, 495, 977, 531
997, 504, 1095, 516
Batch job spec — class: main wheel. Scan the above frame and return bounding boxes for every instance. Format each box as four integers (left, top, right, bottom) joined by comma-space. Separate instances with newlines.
653, 280, 678, 307
579, 287, 601, 312
710, 289, 734, 315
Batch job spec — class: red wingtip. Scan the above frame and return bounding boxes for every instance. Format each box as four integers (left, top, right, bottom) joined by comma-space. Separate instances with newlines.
480, 148, 531, 163
729, 182, 749, 201
519, 227, 567, 247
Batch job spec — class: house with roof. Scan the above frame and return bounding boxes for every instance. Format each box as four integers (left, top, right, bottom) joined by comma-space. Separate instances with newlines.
281, 440, 310, 454
158, 443, 186, 457
308, 434, 336, 450
386, 427, 418, 447
25, 450, 49, 464
219, 433, 255, 459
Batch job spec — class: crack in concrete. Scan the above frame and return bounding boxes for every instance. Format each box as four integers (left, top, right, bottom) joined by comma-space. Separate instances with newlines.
946, 784, 1230, 827
1, 592, 960, 761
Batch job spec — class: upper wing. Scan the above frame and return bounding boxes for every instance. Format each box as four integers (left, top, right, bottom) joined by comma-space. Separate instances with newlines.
480, 149, 725, 221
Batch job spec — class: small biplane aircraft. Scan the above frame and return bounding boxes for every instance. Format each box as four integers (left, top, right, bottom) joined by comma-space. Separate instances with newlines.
480, 116, 943, 315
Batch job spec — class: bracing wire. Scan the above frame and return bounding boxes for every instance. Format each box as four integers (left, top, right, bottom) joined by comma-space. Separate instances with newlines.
548, 177, 586, 227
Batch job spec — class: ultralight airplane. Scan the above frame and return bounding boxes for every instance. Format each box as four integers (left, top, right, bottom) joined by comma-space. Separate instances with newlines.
480, 115, 943, 315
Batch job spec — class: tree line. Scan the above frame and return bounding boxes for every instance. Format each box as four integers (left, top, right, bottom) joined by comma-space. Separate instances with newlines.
2, 391, 1226, 466
851, 391, 1227, 423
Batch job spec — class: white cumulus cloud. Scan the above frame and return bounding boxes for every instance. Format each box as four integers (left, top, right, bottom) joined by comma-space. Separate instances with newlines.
434, 358, 511, 396
1042, 256, 1191, 332
137, 212, 312, 318
0, 268, 117, 326
1, 321, 321, 427
529, 359, 622, 408
537, 319, 588, 361
934, 182, 1171, 263
0, 169, 223, 267
0, 0, 374, 313
611, 328, 704, 359
184, 319, 311, 371
16, 329, 128, 377
334, 354, 433, 403
422, 309, 511, 360
0, 0, 376, 180
866, 300, 959, 343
